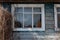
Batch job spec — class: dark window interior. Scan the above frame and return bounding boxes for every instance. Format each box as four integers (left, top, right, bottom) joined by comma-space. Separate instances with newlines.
57, 14, 60, 28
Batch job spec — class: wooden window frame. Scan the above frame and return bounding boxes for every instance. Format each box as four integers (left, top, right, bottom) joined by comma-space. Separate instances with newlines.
54, 4, 60, 31
11, 4, 45, 31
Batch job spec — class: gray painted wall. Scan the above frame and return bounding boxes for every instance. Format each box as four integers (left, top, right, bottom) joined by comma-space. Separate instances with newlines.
2, 3, 60, 40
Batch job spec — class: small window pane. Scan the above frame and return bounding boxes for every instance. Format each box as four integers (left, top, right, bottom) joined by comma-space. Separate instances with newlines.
33, 14, 41, 28
24, 7, 32, 12
14, 13, 23, 28
57, 14, 60, 28
57, 7, 60, 12
15, 7, 23, 13
24, 14, 32, 28
33, 7, 41, 12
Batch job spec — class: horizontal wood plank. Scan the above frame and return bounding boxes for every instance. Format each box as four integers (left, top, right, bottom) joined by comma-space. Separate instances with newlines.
0, 0, 60, 2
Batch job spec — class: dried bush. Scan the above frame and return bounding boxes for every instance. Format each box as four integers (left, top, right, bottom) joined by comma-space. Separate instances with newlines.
0, 6, 12, 40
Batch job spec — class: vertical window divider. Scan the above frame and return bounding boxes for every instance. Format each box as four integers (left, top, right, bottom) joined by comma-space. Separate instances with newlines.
12, 6, 15, 29
23, 7, 24, 28
32, 7, 33, 28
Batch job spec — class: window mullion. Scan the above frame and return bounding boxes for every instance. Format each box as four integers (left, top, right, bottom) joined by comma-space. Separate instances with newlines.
13, 6, 15, 29
23, 7, 24, 28
32, 7, 33, 28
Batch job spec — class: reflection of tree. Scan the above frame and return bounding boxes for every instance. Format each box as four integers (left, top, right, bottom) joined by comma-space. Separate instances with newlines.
36, 20, 41, 28
24, 14, 32, 28
34, 14, 41, 28
24, 25, 32, 28
15, 21, 22, 28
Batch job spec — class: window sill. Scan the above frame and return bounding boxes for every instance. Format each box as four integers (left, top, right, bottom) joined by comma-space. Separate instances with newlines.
13, 28, 45, 31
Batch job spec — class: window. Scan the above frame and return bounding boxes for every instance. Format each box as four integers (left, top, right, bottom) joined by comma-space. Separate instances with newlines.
11, 4, 45, 31
54, 4, 60, 31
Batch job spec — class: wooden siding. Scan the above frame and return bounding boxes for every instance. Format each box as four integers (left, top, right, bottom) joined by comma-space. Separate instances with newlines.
12, 3, 56, 40
0, 0, 60, 2
2, 2, 60, 40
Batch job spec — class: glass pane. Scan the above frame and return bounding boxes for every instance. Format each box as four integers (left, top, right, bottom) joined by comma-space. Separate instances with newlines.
14, 13, 23, 28
33, 14, 41, 28
15, 7, 23, 13
24, 14, 32, 28
57, 14, 60, 28
24, 7, 32, 12
33, 7, 41, 12
57, 7, 60, 12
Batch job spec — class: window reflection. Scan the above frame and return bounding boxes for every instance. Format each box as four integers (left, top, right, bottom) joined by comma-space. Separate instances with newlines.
33, 14, 41, 28
57, 14, 60, 28
24, 14, 32, 28
14, 13, 23, 28
33, 7, 41, 12
14, 7, 42, 28
57, 7, 60, 12
24, 7, 32, 12
15, 7, 23, 13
